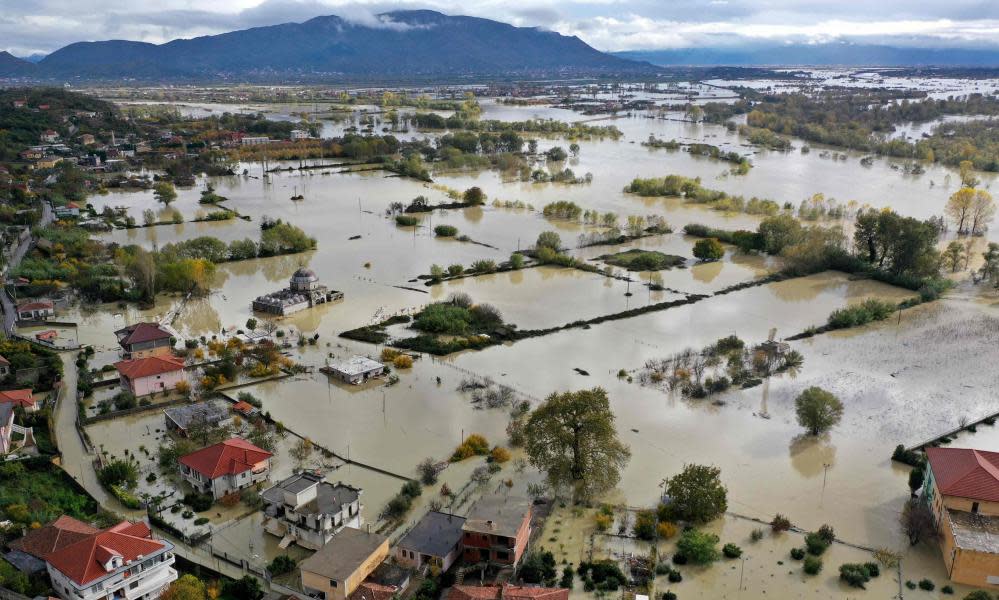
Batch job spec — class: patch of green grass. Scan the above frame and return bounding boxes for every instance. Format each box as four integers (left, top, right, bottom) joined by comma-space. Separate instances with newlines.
598, 249, 685, 271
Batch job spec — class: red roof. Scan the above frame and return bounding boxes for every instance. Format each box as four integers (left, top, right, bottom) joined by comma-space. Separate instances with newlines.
115, 322, 172, 346
178, 437, 272, 480
44, 520, 166, 586
927, 447, 999, 502
0, 389, 35, 408
232, 401, 253, 413
9, 516, 99, 559
17, 300, 54, 312
350, 582, 398, 600
0, 355, 10, 366
448, 586, 569, 600
114, 356, 184, 379
36, 330, 57, 341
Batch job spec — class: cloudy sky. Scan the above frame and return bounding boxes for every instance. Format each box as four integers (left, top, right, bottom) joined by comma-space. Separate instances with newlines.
4, 0, 999, 57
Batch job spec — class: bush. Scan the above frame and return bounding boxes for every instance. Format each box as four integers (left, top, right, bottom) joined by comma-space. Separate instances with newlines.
667, 569, 682, 583
194, 517, 209, 525
962, 591, 991, 600
722, 543, 742, 558
918, 579, 935, 591
676, 530, 720, 565
98, 459, 138, 489
633, 510, 658, 540
804, 531, 830, 555
452, 433, 490, 460
658, 521, 678, 539
184, 492, 213, 512
839, 563, 873, 588
393, 354, 414, 369
771, 513, 791, 532
827, 298, 896, 329
790, 548, 805, 560
941, 586, 954, 595
692, 238, 724, 261
434, 225, 458, 237
750, 528, 764, 542
671, 553, 688, 565
663, 593, 677, 600
803, 555, 823, 575
863, 562, 880, 578
490, 447, 511, 463
401, 480, 423, 498
395, 215, 419, 227
269, 555, 297, 576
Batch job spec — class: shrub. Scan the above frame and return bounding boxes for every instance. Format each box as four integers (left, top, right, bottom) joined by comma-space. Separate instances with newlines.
417, 458, 438, 485
490, 447, 511, 463
790, 548, 805, 560
816, 524, 835, 543
750, 528, 764, 542
594, 513, 612, 532
658, 521, 678, 539
663, 593, 677, 600
98, 459, 138, 489
184, 492, 213, 512
452, 433, 490, 460
633, 510, 658, 540
434, 225, 459, 237
803, 555, 823, 575
771, 513, 791, 532
839, 563, 872, 588
269, 555, 297, 576
804, 531, 830, 555
827, 298, 896, 329
194, 517, 209, 525
219, 492, 240, 508
692, 238, 724, 261
918, 579, 935, 591
393, 354, 414, 369
676, 530, 720, 564
668, 570, 683, 583
395, 215, 419, 227
863, 562, 880, 577
942, 585, 954, 595
401, 480, 422, 498
671, 553, 688, 565
722, 543, 742, 558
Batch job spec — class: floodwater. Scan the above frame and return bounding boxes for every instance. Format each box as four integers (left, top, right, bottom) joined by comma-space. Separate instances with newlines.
63, 80, 999, 582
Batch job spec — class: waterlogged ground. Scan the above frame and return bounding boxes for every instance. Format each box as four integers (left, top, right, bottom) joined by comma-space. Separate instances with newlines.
63, 84, 999, 593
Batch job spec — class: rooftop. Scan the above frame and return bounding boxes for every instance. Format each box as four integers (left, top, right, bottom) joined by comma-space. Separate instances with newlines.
178, 438, 272, 480
299, 527, 387, 582
927, 447, 999, 503
114, 355, 184, 379
447, 585, 569, 600
262, 472, 361, 516
44, 520, 168, 586
398, 511, 466, 558
16, 299, 54, 311
0, 389, 34, 408
328, 356, 385, 377
463, 494, 532, 539
8, 515, 100, 560
114, 322, 173, 346
949, 508, 999, 554
164, 400, 230, 431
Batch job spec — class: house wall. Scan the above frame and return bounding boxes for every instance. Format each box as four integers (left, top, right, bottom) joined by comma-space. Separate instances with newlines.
462, 508, 532, 565
301, 538, 389, 600
941, 515, 999, 588
47, 548, 176, 600
124, 339, 172, 359
125, 369, 185, 397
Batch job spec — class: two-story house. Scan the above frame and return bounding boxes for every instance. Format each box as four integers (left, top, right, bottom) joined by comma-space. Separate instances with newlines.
42, 519, 177, 600
114, 323, 174, 359
261, 472, 363, 550
178, 438, 272, 500
114, 356, 185, 397
462, 494, 532, 566
924, 447, 999, 587
396, 511, 466, 573
299, 527, 389, 600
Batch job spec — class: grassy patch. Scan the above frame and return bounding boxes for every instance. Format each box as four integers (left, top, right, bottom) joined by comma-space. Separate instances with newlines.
598, 249, 685, 271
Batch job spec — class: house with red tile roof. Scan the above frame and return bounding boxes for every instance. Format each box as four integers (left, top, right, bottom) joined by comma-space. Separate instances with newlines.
8, 516, 99, 566
924, 447, 999, 588
114, 322, 174, 359
114, 356, 185, 397
35, 517, 176, 600
16, 299, 55, 321
178, 437, 272, 499
447, 584, 569, 600
0, 388, 38, 412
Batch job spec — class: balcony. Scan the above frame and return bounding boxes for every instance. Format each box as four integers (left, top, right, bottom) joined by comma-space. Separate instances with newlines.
122, 566, 177, 600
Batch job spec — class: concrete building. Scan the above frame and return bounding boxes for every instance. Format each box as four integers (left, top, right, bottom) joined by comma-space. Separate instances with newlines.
925, 447, 999, 587
114, 356, 186, 397
396, 511, 466, 572
262, 472, 363, 550
42, 519, 177, 600
241, 136, 271, 146
178, 438, 272, 499
462, 494, 533, 566
114, 323, 174, 359
290, 129, 311, 140
299, 527, 389, 600
16, 299, 55, 320
324, 356, 386, 385
163, 401, 232, 437
252, 268, 343, 316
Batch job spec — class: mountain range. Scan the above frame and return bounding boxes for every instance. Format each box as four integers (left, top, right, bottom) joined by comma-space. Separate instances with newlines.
0, 10, 655, 82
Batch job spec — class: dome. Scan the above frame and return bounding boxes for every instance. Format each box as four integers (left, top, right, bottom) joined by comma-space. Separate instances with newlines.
292, 267, 317, 281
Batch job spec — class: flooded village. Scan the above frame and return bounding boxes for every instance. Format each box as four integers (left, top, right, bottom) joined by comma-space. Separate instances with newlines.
1, 68, 999, 600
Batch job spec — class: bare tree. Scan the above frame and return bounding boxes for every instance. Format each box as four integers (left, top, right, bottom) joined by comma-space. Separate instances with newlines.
900, 498, 937, 545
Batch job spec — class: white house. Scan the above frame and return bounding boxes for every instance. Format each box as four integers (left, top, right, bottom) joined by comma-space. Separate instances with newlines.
43, 519, 177, 600
241, 136, 270, 146
178, 438, 272, 499
261, 472, 363, 550
325, 356, 386, 385
290, 129, 311, 140
16, 299, 55, 320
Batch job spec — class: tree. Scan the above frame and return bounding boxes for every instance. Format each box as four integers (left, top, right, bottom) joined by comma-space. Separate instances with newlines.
970, 189, 996, 236
463, 186, 486, 206
685, 104, 705, 123
569, 143, 580, 157
154, 181, 177, 206
946, 187, 975, 234
676, 529, 719, 564
222, 576, 263, 600
160, 574, 207, 600
662, 464, 728, 523
523, 387, 630, 501
980, 243, 999, 289
758, 214, 803, 254
908, 467, 924, 496
536, 231, 562, 252
142, 209, 156, 226
959, 160, 979, 188
900, 498, 937, 545
268, 555, 297, 576
545, 146, 568, 161
692, 238, 724, 261
245, 318, 257, 331
795, 387, 844, 435
942, 241, 967, 272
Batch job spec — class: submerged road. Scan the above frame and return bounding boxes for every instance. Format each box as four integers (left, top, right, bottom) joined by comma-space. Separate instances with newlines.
2, 202, 53, 335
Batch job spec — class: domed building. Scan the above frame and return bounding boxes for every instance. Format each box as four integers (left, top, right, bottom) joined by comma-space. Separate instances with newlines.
252, 267, 343, 316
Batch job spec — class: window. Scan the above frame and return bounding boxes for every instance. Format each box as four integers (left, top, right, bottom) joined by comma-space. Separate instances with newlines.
973, 502, 980, 514
330, 580, 338, 588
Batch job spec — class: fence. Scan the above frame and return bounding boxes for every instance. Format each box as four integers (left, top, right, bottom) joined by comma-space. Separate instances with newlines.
82, 396, 189, 425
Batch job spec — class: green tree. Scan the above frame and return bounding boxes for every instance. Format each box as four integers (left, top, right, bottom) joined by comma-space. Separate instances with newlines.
662, 464, 728, 523
510, 253, 525, 269
795, 387, 844, 435
942, 241, 968, 272
222, 576, 263, 600
523, 387, 631, 501
463, 186, 486, 206
692, 238, 724, 261
980, 242, 999, 289
160, 574, 207, 600
758, 214, 803, 254
154, 181, 177, 206
676, 529, 719, 564
245, 318, 257, 331
536, 231, 562, 252
569, 143, 580, 157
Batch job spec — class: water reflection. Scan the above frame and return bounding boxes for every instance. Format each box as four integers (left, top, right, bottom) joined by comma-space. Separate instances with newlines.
788, 433, 838, 479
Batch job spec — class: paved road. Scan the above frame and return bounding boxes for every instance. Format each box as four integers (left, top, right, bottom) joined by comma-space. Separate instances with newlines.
2, 202, 53, 335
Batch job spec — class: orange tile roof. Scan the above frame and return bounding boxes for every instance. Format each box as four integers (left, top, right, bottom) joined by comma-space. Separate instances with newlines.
927, 447, 999, 503
232, 401, 254, 413
115, 322, 172, 346
350, 582, 398, 600
0, 388, 34, 408
178, 437, 272, 479
44, 520, 166, 586
448, 585, 569, 600
9, 516, 99, 559
114, 356, 184, 379
16, 300, 54, 312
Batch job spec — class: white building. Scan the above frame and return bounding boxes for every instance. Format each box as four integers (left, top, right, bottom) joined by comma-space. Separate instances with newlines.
324, 356, 386, 385
43, 519, 177, 600
261, 472, 363, 550
251, 268, 342, 316
177, 438, 272, 500
290, 129, 311, 140
241, 136, 271, 146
